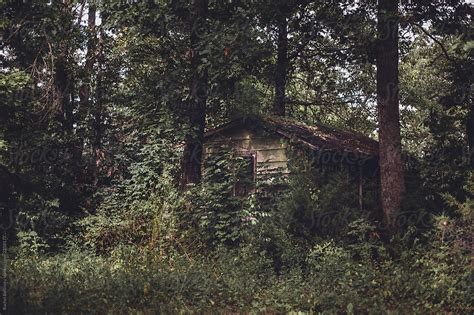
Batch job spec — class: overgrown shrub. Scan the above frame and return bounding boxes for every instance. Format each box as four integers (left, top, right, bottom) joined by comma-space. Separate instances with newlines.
8, 229, 472, 314
7, 150, 472, 314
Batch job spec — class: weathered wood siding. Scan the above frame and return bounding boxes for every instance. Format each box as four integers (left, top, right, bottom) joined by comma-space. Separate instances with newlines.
203, 125, 289, 178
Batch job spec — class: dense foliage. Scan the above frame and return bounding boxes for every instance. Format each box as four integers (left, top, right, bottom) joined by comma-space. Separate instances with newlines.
1, 0, 472, 313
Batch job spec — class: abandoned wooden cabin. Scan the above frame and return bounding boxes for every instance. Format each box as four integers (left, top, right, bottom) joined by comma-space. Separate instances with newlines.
203, 115, 380, 202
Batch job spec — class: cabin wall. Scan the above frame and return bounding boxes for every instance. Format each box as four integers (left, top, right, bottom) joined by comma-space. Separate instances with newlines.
203, 126, 289, 179
203, 123, 380, 210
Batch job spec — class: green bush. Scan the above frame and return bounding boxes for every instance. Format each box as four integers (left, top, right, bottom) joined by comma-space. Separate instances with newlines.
8, 226, 472, 314
8, 154, 471, 314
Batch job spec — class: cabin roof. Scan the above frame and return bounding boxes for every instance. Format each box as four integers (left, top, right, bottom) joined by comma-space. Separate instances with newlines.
204, 115, 379, 156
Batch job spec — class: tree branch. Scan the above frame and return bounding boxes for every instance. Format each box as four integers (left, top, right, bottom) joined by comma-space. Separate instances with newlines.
411, 22, 455, 62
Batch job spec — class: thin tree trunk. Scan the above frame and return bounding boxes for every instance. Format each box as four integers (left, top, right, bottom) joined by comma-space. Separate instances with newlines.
468, 107, 474, 168
181, 0, 208, 187
92, 28, 104, 186
79, 3, 96, 108
376, 0, 405, 233
273, 14, 288, 116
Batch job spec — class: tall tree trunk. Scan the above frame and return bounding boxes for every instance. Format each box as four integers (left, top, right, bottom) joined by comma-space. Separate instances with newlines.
273, 13, 288, 116
92, 27, 104, 186
181, 0, 209, 187
468, 107, 474, 169
376, 0, 405, 233
78, 3, 98, 184
79, 3, 104, 186
54, 51, 73, 133
79, 3, 96, 108
53, 0, 84, 186
54, 0, 75, 134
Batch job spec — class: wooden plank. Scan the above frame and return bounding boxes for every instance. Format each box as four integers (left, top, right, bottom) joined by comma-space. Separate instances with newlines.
257, 160, 288, 163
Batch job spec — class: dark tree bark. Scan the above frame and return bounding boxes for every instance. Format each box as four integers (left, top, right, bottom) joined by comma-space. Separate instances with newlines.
79, 4, 104, 186
181, 0, 209, 187
53, 0, 75, 134
54, 49, 74, 133
52, 0, 85, 186
376, 0, 405, 233
273, 13, 288, 116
